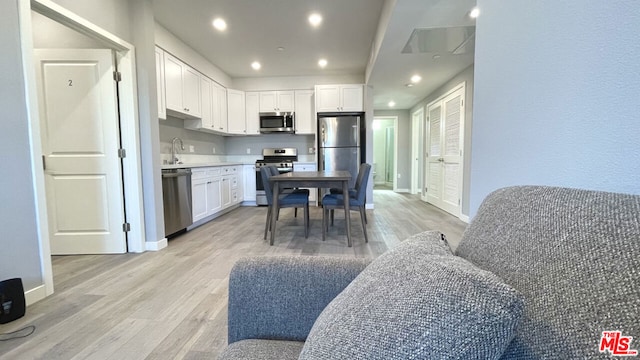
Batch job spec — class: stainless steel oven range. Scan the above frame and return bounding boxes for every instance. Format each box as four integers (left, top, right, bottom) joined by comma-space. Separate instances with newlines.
255, 148, 298, 205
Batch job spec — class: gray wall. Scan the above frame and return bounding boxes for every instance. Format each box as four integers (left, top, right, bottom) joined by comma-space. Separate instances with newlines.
373, 110, 411, 190
159, 117, 226, 156
226, 134, 315, 157
411, 65, 474, 216
0, 0, 43, 291
470, 0, 640, 217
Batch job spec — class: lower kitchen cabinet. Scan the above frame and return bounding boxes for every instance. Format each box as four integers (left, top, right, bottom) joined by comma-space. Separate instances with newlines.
242, 164, 257, 204
191, 165, 242, 223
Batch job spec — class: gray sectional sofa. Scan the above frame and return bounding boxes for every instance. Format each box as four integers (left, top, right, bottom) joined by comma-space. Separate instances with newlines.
218, 186, 640, 359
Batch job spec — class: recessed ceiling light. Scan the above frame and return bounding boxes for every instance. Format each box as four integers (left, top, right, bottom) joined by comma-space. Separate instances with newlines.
212, 18, 227, 31
405, 83, 414, 88
411, 74, 422, 83
277, 47, 285, 51
318, 59, 328, 68
251, 61, 261, 70
469, 7, 480, 19
432, 54, 441, 59
388, 101, 396, 107
308, 13, 322, 27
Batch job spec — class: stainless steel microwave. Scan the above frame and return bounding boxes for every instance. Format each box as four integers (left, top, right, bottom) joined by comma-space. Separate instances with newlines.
259, 112, 295, 133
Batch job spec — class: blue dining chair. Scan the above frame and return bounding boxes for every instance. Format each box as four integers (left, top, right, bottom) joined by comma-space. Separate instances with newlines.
261, 166, 310, 240
266, 165, 309, 218
321, 163, 372, 243
328, 164, 368, 223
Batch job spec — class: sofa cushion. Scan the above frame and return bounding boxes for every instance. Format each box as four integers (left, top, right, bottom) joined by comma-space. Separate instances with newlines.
299, 231, 525, 360
217, 339, 304, 360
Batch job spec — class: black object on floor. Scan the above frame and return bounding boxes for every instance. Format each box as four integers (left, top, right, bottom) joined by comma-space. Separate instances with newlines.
0, 278, 26, 324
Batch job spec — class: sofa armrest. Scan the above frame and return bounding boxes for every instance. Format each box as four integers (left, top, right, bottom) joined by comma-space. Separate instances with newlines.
227, 255, 371, 344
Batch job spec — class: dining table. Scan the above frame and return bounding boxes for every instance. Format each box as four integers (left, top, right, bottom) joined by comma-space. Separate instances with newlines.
269, 170, 353, 246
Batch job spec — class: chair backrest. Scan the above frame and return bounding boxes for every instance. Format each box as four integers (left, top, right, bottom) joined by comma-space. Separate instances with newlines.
260, 167, 274, 206
267, 165, 280, 177
353, 163, 371, 203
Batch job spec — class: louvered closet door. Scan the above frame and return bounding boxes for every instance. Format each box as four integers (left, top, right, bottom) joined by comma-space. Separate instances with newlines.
425, 86, 464, 217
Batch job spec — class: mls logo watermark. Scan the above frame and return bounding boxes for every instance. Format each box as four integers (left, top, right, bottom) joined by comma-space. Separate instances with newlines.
599, 331, 638, 356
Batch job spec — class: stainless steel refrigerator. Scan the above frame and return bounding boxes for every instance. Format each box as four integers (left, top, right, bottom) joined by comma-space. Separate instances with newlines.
318, 113, 364, 189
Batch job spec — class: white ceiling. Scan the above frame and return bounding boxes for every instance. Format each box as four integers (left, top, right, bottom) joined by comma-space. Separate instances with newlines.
152, 0, 477, 110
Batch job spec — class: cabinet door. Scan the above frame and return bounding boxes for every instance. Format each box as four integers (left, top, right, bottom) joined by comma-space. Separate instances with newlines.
155, 47, 166, 120
206, 177, 222, 214
242, 165, 256, 202
259, 91, 277, 112
227, 89, 246, 134
200, 76, 213, 129
245, 92, 260, 135
315, 85, 340, 112
294, 90, 314, 134
164, 54, 184, 113
277, 91, 295, 112
212, 83, 228, 133
182, 66, 201, 117
192, 177, 208, 222
340, 85, 364, 111
221, 177, 232, 208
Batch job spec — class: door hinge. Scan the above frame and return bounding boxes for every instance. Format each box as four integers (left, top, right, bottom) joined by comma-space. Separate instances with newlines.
113, 71, 122, 82
425, 187, 428, 192
461, 99, 464, 107
42, 155, 46, 170
118, 148, 126, 158
123, 222, 131, 232
458, 199, 461, 205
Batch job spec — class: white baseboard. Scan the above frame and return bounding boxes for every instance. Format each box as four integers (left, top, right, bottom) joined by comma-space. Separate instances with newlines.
395, 188, 410, 193
241, 201, 257, 207
25, 284, 47, 306
145, 238, 168, 251
459, 214, 470, 223
366, 203, 374, 210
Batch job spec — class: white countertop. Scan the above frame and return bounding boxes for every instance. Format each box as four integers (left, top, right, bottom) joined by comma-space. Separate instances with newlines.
161, 162, 245, 170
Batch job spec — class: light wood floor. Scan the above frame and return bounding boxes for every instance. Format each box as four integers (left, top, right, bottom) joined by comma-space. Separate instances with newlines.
0, 190, 466, 359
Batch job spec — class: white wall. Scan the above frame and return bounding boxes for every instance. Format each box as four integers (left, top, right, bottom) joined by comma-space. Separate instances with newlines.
49, 0, 131, 42
470, 0, 640, 217
233, 74, 364, 92
0, 0, 43, 292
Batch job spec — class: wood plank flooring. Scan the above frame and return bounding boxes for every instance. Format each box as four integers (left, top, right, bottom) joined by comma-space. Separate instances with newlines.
0, 190, 466, 359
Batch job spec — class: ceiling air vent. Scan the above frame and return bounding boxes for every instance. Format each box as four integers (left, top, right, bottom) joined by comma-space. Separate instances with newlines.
402, 26, 475, 55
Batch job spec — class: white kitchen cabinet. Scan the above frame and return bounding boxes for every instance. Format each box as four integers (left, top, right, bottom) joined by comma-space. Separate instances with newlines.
259, 91, 294, 112
220, 165, 242, 208
293, 162, 317, 202
191, 167, 224, 222
294, 90, 315, 134
164, 53, 201, 118
245, 92, 260, 135
242, 164, 257, 204
155, 47, 166, 120
206, 176, 222, 214
227, 89, 247, 135
184, 76, 215, 132
212, 82, 228, 133
315, 84, 363, 112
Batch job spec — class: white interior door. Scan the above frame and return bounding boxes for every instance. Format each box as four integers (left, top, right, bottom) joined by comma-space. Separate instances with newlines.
35, 49, 127, 254
424, 85, 465, 217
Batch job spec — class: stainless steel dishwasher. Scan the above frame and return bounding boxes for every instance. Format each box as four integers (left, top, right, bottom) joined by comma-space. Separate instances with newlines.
162, 168, 193, 237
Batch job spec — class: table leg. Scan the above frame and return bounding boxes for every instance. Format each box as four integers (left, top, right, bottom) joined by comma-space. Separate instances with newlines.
343, 180, 352, 247
270, 183, 280, 246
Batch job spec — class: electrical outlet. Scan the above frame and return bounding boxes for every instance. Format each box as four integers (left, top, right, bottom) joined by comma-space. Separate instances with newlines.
309, 147, 315, 154
189, 145, 195, 153
246, 148, 251, 154
212, 147, 216, 154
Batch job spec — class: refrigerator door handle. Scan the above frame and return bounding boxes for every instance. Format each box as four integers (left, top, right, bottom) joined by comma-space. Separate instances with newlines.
321, 125, 325, 146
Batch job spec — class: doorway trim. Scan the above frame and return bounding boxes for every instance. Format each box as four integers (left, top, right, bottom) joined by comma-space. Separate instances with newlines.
20, 0, 146, 302
373, 116, 399, 191
411, 107, 423, 194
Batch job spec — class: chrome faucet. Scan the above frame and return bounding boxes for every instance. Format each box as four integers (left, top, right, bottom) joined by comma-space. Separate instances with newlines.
170, 137, 184, 164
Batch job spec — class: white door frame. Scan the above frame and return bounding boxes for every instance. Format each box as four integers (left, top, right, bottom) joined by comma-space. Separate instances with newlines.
411, 108, 423, 194
373, 116, 398, 191
20, 0, 146, 301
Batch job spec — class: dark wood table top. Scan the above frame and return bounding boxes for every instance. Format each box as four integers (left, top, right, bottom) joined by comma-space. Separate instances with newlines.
270, 170, 352, 181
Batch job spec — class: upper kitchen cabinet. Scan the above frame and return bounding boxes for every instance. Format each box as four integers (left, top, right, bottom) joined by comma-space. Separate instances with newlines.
259, 91, 294, 112
155, 47, 166, 120
245, 92, 260, 135
294, 90, 315, 134
315, 84, 364, 112
212, 81, 228, 133
227, 89, 247, 135
164, 52, 202, 118
184, 76, 215, 132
